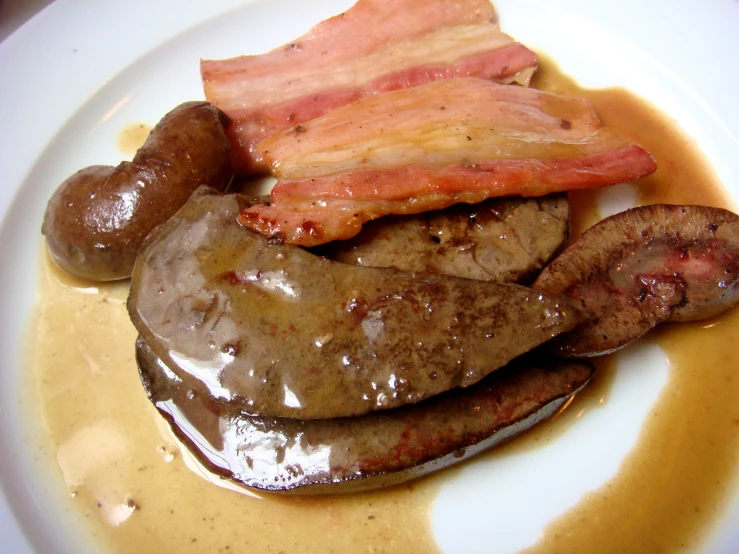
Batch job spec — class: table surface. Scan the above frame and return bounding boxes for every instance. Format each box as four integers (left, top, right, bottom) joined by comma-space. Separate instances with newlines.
0, 0, 55, 44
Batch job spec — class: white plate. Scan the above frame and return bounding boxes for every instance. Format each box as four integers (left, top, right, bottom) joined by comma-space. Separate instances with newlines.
1, 0, 738, 552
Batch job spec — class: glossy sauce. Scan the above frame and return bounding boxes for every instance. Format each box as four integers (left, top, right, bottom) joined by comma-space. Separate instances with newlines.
522, 60, 739, 554
28, 58, 739, 553
115, 123, 152, 157
33, 250, 442, 552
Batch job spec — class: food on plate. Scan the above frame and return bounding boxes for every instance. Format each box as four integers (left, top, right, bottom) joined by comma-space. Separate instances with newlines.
534, 204, 739, 356
36, 0, 736, 509
201, 0, 538, 175
239, 78, 658, 246
25, 0, 739, 545
136, 335, 593, 494
315, 193, 569, 283
41, 102, 233, 281
127, 188, 581, 419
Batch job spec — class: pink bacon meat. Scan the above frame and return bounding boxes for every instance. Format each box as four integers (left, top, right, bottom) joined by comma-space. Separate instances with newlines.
201, 0, 538, 175
239, 78, 658, 247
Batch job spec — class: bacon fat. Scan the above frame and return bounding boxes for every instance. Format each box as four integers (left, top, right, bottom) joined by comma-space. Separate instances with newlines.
201, 0, 538, 175
239, 78, 658, 246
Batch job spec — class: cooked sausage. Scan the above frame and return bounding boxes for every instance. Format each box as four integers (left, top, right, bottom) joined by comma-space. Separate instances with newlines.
314, 194, 570, 284
127, 187, 581, 419
41, 101, 233, 281
136, 335, 594, 494
534, 204, 739, 356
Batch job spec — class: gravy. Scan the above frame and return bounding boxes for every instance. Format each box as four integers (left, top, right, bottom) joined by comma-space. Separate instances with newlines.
521, 59, 739, 554
115, 123, 153, 158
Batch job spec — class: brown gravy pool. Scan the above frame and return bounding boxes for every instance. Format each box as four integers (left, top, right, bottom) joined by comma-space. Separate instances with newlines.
115, 123, 153, 158
29, 58, 739, 553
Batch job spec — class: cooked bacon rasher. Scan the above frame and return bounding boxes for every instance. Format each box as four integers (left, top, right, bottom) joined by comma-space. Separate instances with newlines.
201, 0, 538, 175
238, 78, 658, 247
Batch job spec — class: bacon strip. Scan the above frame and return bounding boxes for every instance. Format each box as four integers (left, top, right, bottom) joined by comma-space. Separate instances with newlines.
239, 79, 657, 246
260, 78, 604, 179
201, 0, 538, 175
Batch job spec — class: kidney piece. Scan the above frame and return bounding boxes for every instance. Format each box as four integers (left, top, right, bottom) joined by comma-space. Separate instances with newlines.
316, 194, 569, 284
534, 204, 739, 357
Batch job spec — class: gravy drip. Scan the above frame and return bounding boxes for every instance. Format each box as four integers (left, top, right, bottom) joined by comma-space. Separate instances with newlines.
28, 57, 739, 553
520, 58, 739, 554
115, 123, 153, 158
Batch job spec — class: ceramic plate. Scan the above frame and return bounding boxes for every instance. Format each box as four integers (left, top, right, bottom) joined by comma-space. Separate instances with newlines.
1, 0, 738, 552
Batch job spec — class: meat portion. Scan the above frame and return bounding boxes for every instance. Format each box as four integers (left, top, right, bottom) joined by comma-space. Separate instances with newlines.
315, 194, 570, 283
137, 336, 594, 494
128, 188, 581, 419
41, 102, 233, 281
240, 78, 657, 246
259, 78, 603, 179
201, 0, 538, 175
534, 204, 739, 357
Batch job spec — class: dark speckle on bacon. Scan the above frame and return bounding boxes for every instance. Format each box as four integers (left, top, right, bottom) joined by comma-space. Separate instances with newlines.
219, 271, 242, 285
299, 220, 322, 238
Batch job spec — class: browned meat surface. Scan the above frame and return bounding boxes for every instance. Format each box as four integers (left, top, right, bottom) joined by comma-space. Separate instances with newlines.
534, 204, 739, 356
42, 102, 233, 281
137, 336, 593, 494
314, 194, 569, 283
128, 188, 580, 420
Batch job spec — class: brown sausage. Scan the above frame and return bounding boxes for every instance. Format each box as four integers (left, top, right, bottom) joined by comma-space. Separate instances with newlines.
42, 101, 233, 281
136, 335, 594, 494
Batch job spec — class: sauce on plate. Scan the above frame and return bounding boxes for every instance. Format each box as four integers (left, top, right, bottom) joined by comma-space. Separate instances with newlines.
27, 58, 739, 553
115, 123, 153, 158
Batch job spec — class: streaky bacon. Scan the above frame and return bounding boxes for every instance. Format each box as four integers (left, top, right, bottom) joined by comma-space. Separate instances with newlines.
238, 78, 658, 246
260, 78, 604, 179
201, 0, 538, 175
